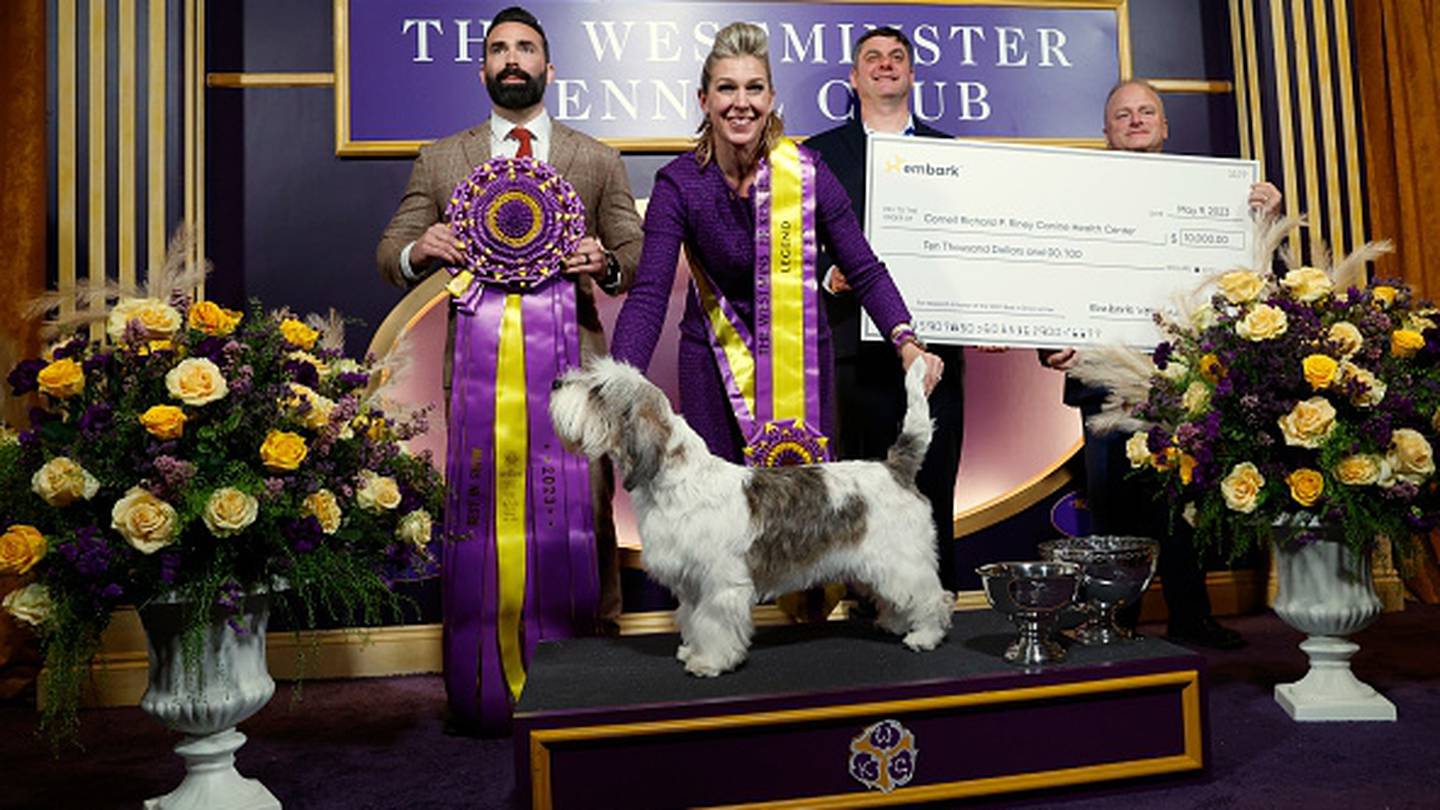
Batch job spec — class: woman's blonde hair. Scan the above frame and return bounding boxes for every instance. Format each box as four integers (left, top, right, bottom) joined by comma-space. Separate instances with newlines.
695, 21, 786, 166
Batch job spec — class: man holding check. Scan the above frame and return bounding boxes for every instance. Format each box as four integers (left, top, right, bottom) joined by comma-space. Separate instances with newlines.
1042, 79, 1282, 649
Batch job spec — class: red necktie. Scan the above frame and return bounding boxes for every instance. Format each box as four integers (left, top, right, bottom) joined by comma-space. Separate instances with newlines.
509, 126, 533, 158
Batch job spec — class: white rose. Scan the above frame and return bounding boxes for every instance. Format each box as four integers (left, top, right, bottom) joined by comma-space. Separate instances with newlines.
1386, 428, 1435, 485
1216, 270, 1265, 304
1278, 397, 1338, 449
1220, 462, 1266, 513
396, 509, 433, 549
1281, 266, 1333, 302
111, 486, 179, 554
1236, 304, 1289, 341
202, 487, 259, 537
1125, 431, 1153, 469
1328, 321, 1363, 358
356, 471, 402, 513
106, 297, 183, 342
31, 456, 100, 506
2, 583, 53, 628
1159, 360, 1189, 382
1340, 362, 1387, 408
165, 357, 229, 406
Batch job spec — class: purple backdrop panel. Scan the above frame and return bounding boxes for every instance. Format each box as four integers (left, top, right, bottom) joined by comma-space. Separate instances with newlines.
341, 1, 1122, 152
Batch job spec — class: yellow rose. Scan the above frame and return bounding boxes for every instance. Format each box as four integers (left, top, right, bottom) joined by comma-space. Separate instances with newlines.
1301, 354, 1339, 390
1125, 431, 1152, 469
111, 486, 179, 554
1221, 462, 1265, 513
1334, 454, 1383, 486
396, 509, 433, 549
187, 300, 243, 336
0, 525, 47, 575
302, 489, 343, 534
1386, 428, 1435, 485
1372, 285, 1397, 307
282, 384, 336, 431
1285, 468, 1325, 507
139, 404, 188, 439
356, 470, 402, 513
1281, 266, 1333, 302
2, 583, 53, 628
202, 487, 259, 537
1339, 361, 1386, 407
1390, 329, 1424, 358
1278, 397, 1337, 449
1198, 353, 1225, 383
280, 318, 320, 350
165, 357, 229, 406
260, 430, 308, 472
1327, 321, 1363, 358
1189, 304, 1218, 331
1182, 380, 1211, 415
107, 297, 183, 342
1216, 270, 1265, 304
37, 358, 85, 399
1236, 304, 1289, 341
31, 456, 100, 506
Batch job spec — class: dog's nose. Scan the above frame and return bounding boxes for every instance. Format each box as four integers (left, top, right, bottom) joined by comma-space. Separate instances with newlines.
551, 377, 564, 391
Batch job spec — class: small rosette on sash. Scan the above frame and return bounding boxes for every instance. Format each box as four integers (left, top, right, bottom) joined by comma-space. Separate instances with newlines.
444, 156, 585, 298
744, 419, 830, 468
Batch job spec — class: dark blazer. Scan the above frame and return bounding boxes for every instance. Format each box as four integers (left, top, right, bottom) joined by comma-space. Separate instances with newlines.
805, 116, 954, 361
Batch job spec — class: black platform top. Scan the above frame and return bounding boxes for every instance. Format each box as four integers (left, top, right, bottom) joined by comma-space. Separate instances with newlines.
515, 610, 1201, 716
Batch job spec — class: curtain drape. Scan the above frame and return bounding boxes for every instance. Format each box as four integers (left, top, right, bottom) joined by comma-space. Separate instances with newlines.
1355, 0, 1440, 602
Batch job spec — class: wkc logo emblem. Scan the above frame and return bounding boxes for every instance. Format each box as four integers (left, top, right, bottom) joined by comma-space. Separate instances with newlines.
848, 719, 918, 793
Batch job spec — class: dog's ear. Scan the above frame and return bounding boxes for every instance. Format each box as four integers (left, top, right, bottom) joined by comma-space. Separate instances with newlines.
618, 391, 670, 490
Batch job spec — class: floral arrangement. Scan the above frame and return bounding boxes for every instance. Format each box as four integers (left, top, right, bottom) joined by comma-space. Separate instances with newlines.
0, 246, 443, 742
1077, 219, 1438, 560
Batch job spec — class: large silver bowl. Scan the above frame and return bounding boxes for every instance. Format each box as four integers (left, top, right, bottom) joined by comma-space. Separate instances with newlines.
1038, 536, 1160, 645
976, 561, 1082, 665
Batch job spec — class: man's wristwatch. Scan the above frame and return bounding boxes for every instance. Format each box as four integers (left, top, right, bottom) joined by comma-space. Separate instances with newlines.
598, 249, 623, 294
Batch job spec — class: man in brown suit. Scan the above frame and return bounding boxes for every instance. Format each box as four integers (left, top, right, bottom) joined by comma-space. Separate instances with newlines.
376, 6, 642, 733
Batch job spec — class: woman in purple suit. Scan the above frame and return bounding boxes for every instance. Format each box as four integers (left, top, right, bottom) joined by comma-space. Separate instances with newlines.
610, 22, 942, 465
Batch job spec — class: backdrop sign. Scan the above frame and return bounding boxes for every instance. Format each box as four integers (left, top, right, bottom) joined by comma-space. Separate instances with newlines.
336, 0, 1127, 155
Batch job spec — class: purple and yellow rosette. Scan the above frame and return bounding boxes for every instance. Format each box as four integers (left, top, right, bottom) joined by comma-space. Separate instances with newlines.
443, 156, 585, 298
440, 156, 597, 734
743, 419, 829, 467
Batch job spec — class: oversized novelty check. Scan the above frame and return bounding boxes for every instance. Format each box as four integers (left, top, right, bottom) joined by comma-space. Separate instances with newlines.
860, 136, 1258, 349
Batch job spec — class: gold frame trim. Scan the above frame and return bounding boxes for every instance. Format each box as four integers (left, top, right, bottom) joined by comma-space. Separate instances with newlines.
148, 0, 166, 272
207, 71, 336, 88
332, 0, 1133, 157
118, 0, 137, 291
527, 669, 1202, 810
58, 0, 77, 323
1333, 0, 1364, 253
1147, 79, 1234, 93
1311, 0, 1342, 257
88, 0, 107, 344
955, 443, 1079, 536
1242, 0, 1267, 178
1228, 0, 1251, 160
1289, 0, 1321, 261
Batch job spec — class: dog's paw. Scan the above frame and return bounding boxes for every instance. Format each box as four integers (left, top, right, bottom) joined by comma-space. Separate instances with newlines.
683, 654, 740, 677
675, 643, 693, 663
903, 626, 946, 651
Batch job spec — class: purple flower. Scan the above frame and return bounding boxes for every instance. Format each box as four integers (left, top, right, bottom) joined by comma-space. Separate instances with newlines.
1151, 342, 1173, 370
337, 371, 369, 388
284, 517, 326, 553
190, 336, 228, 361
79, 402, 114, 440
82, 351, 113, 376
285, 359, 320, 388
158, 552, 182, 585
7, 358, 46, 395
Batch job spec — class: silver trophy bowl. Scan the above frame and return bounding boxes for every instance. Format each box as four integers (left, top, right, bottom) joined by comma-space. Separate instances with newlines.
1038, 536, 1160, 645
976, 561, 1082, 665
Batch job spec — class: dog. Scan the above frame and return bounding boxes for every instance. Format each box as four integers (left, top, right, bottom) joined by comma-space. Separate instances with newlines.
549, 357, 953, 676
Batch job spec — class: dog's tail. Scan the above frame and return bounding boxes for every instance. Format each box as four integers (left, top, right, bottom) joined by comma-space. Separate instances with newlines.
885, 358, 934, 482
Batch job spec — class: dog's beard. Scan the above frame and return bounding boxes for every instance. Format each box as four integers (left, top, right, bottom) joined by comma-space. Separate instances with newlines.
485, 67, 545, 110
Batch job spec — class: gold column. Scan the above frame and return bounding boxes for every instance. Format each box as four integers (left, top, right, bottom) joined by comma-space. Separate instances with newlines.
88, 0, 107, 342
119, 0, 137, 290
149, 0, 167, 273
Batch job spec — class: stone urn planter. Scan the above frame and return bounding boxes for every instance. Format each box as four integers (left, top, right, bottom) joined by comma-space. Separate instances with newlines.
138, 590, 280, 809
1271, 534, 1396, 722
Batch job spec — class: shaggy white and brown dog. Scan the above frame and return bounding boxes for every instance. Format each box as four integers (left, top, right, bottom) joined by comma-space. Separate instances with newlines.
549, 357, 953, 677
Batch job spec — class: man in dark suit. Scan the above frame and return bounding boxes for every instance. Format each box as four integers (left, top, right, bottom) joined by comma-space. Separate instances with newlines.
1042, 79, 1282, 649
376, 6, 643, 731
806, 27, 964, 590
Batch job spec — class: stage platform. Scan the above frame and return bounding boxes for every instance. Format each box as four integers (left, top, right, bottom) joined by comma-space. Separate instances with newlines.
514, 610, 1207, 809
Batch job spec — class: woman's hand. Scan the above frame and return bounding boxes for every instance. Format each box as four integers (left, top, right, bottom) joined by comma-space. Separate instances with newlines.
900, 342, 944, 395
